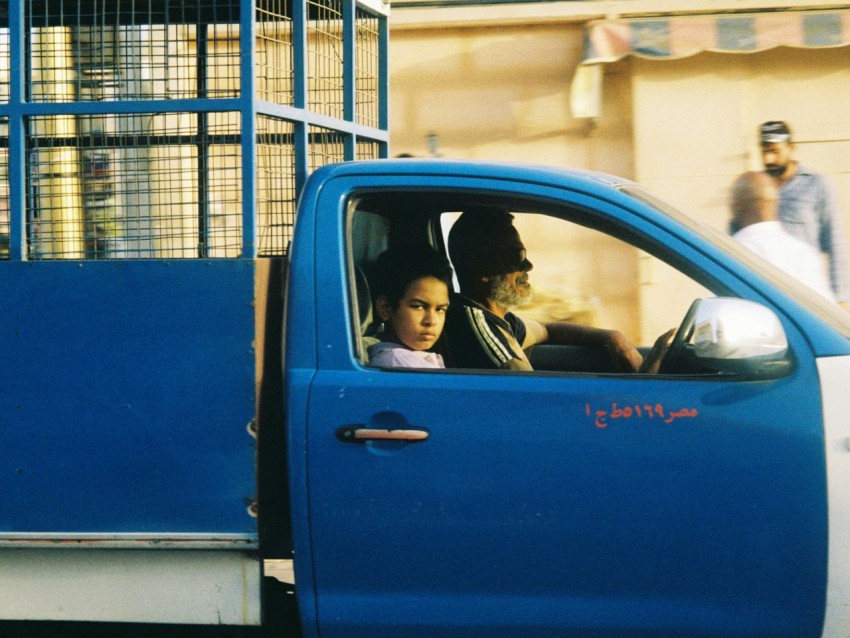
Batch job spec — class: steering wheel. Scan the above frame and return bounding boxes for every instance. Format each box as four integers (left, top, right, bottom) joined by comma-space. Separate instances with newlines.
659, 299, 701, 374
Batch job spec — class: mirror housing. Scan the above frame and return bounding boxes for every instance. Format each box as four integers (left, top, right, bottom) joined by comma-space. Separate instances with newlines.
689, 297, 792, 379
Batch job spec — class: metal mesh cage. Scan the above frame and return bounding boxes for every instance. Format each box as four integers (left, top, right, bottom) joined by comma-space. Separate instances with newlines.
308, 0, 344, 119
0, 27, 9, 104
356, 139, 382, 161
0, 117, 7, 259
1, 0, 387, 261
309, 126, 346, 172
28, 5, 241, 102
28, 112, 243, 259
355, 7, 381, 128
257, 115, 296, 256
257, 0, 294, 105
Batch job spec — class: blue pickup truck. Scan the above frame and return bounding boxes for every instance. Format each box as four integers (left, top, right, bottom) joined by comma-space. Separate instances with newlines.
2, 159, 850, 637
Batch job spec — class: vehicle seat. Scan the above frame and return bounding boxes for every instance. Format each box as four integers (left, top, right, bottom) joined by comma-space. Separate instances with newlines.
354, 264, 380, 363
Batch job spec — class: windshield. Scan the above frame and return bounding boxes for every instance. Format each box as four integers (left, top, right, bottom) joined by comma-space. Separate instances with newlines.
621, 185, 850, 340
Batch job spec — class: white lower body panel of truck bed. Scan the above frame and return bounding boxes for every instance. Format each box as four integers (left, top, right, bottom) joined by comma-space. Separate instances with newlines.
0, 548, 260, 625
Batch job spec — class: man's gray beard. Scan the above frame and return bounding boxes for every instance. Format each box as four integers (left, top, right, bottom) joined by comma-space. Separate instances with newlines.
490, 274, 531, 309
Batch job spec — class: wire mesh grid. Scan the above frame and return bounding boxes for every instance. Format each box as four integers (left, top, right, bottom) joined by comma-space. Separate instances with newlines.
0, 118, 7, 259
27, 111, 243, 259
309, 125, 346, 173
0, 28, 8, 103
2, 0, 385, 260
256, 115, 296, 256
356, 138, 381, 161
307, 0, 344, 119
355, 7, 380, 128
256, 0, 294, 105
28, 3, 241, 102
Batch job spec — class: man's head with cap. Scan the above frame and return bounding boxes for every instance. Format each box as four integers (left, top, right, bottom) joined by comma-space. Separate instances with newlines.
760, 121, 792, 144
759, 121, 796, 180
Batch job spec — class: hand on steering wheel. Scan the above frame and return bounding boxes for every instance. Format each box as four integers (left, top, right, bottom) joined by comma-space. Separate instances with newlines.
657, 299, 701, 374
639, 328, 675, 374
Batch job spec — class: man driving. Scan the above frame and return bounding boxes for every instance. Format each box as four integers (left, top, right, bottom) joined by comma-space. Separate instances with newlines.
443, 208, 671, 372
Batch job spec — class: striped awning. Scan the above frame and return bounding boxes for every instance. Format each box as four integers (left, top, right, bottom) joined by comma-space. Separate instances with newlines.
571, 10, 850, 117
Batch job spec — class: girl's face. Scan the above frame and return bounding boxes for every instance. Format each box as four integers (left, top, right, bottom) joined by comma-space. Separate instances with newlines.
376, 276, 450, 351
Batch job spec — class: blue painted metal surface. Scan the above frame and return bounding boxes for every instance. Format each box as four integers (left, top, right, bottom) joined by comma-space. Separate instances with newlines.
289, 160, 848, 637
0, 260, 257, 534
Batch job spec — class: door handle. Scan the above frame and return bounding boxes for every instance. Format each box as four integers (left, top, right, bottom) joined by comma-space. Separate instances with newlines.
336, 426, 429, 443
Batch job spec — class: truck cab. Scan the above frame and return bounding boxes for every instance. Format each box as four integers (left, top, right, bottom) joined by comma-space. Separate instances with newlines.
287, 159, 850, 638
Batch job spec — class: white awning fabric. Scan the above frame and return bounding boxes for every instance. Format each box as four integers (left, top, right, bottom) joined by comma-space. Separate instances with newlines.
571, 10, 850, 118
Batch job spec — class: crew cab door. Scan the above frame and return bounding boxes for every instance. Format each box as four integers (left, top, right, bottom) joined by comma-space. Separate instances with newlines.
289, 173, 827, 638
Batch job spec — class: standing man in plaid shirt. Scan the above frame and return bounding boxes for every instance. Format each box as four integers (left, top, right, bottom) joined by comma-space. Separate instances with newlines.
759, 120, 850, 307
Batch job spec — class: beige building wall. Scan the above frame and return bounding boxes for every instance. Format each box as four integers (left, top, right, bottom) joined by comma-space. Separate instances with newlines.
390, 6, 850, 343
630, 47, 850, 337
390, 24, 633, 176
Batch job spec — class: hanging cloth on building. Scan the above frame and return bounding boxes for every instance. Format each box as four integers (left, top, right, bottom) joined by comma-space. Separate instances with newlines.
571, 10, 850, 118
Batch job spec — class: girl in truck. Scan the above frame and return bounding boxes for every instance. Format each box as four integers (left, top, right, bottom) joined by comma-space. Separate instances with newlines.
367, 245, 454, 368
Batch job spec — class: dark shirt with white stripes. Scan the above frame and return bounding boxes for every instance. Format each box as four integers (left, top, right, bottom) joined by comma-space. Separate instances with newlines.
443, 293, 527, 369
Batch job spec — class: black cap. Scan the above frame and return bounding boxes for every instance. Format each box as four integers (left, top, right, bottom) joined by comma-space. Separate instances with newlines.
760, 121, 791, 144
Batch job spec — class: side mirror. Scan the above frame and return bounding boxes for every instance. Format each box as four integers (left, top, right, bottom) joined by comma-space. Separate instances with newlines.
688, 297, 792, 379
